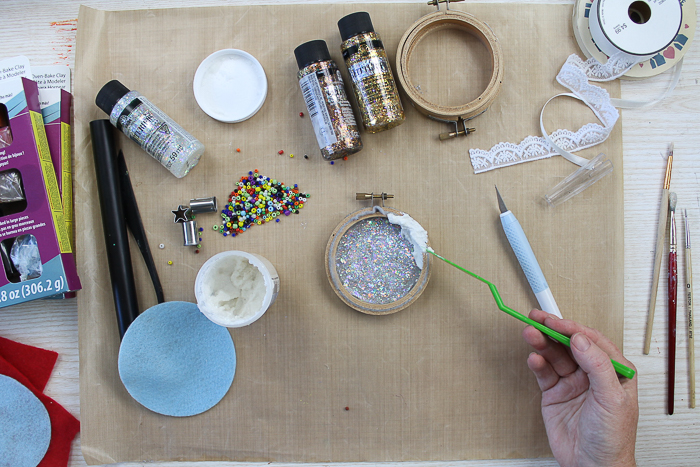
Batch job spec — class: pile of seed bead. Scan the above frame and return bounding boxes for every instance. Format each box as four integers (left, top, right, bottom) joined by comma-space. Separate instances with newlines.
215, 170, 309, 237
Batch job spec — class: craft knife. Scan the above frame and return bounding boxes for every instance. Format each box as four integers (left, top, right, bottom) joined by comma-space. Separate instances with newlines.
495, 186, 562, 318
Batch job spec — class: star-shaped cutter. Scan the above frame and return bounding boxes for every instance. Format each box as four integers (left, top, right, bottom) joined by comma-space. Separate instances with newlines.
172, 205, 191, 223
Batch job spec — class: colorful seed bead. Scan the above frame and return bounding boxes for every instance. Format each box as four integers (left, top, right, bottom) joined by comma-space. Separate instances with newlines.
219, 171, 309, 238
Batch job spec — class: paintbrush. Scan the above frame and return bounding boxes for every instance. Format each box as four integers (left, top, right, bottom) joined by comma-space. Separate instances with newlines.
645, 144, 674, 355
685, 209, 696, 408
668, 193, 678, 414
426, 248, 636, 379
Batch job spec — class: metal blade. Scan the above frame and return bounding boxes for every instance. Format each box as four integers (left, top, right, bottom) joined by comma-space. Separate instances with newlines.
495, 185, 508, 214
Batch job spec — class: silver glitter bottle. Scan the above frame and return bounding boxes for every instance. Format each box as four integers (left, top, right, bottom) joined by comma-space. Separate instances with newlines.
294, 40, 362, 161
96, 80, 204, 178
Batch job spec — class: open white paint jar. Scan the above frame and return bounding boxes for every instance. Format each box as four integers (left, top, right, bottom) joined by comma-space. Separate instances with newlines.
195, 250, 280, 327
193, 49, 268, 123
325, 206, 431, 315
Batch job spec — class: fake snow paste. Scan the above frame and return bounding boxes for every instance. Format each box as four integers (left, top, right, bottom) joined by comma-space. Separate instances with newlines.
200, 255, 267, 323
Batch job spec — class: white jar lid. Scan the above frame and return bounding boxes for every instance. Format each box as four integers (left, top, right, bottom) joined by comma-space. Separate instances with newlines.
193, 49, 268, 123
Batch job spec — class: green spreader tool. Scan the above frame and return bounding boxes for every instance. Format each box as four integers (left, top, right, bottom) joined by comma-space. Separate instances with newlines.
427, 248, 636, 380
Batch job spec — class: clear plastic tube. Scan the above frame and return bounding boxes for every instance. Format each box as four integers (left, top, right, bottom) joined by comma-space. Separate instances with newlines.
544, 153, 613, 207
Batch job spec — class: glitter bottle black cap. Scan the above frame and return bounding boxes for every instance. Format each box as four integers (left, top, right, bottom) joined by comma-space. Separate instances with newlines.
95, 80, 131, 115
294, 40, 332, 70
338, 12, 375, 42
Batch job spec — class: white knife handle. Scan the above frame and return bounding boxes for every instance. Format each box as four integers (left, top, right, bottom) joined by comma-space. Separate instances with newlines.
501, 211, 563, 318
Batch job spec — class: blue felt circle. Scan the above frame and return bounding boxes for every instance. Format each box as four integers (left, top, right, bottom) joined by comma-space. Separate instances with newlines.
0, 374, 52, 467
118, 301, 236, 417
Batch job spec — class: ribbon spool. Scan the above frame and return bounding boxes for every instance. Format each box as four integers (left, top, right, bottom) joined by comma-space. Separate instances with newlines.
573, 0, 693, 79
542, 0, 686, 167
395, 7, 504, 139
591, 0, 681, 61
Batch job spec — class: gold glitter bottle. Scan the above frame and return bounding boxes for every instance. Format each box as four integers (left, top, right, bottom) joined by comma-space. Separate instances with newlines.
338, 12, 405, 133
294, 40, 363, 161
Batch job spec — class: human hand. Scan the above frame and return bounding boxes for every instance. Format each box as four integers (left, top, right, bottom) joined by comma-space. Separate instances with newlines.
522, 309, 638, 467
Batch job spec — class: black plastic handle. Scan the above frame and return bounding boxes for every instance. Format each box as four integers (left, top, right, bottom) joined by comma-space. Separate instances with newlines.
90, 120, 139, 339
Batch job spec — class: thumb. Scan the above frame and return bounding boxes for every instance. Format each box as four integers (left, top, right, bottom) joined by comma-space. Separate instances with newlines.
570, 332, 620, 394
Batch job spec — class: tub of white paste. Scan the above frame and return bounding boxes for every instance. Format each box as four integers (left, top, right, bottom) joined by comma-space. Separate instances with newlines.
193, 49, 268, 123
325, 206, 431, 315
195, 250, 279, 327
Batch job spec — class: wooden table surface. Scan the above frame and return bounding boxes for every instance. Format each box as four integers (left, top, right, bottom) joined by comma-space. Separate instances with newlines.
1, 0, 699, 465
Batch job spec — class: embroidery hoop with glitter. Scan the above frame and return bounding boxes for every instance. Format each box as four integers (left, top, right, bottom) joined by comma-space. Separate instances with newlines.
325, 199, 431, 315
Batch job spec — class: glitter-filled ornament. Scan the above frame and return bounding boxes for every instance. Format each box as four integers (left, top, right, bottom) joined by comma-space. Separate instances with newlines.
325, 206, 430, 315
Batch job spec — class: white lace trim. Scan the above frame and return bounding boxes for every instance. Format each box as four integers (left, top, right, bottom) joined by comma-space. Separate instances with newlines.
556, 56, 619, 127
469, 54, 619, 173
470, 123, 609, 173
568, 52, 636, 82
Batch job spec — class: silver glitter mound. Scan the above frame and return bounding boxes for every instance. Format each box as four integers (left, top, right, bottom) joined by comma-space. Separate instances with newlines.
335, 217, 421, 304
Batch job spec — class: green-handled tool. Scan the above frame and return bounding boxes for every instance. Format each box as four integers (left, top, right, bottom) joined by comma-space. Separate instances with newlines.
428, 248, 636, 379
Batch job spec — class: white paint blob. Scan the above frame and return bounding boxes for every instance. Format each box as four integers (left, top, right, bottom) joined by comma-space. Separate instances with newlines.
386, 212, 429, 269
195, 251, 280, 327
193, 49, 267, 123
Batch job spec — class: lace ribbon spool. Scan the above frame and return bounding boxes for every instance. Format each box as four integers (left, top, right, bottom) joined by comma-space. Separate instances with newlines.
395, 8, 504, 139
544, 0, 683, 165
468, 0, 691, 173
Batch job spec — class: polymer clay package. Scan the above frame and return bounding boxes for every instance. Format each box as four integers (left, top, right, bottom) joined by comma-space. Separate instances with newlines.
0, 77, 80, 305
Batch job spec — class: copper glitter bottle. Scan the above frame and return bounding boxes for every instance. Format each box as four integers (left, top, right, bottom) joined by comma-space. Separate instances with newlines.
338, 12, 405, 133
294, 40, 363, 161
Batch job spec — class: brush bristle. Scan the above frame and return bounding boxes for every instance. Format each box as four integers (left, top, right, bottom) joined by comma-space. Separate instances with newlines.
669, 192, 677, 211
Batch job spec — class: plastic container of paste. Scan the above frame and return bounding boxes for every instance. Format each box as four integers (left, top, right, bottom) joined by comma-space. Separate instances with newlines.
325, 206, 431, 315
193, 49, 268, 123
195, 250, 280, 327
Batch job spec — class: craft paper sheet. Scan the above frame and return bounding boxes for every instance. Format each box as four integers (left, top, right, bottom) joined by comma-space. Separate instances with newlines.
74, 3, 623, 464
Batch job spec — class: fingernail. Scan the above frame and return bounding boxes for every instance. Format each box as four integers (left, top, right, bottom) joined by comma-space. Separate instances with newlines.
572, 333, 591, 352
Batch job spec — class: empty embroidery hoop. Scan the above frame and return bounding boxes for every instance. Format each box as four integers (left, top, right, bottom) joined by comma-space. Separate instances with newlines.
396, 8, 504, 124
325, 206, 431, 315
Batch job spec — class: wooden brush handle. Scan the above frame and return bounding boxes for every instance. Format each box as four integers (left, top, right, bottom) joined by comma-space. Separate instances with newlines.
645, 189, 670, 355
687, 247, 696, 408
669, 249, 677, 415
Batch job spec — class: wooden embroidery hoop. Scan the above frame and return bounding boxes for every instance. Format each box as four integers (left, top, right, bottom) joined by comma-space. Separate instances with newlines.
395, 0, 504, 140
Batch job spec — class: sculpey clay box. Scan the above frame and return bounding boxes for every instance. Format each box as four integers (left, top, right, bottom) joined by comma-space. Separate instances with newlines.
0, 77, 80, 306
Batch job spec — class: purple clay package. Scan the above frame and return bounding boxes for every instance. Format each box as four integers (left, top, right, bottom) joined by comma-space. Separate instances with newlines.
40, 90, 76, 299
0, 77, 80, 305
34, 66, 74, 251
